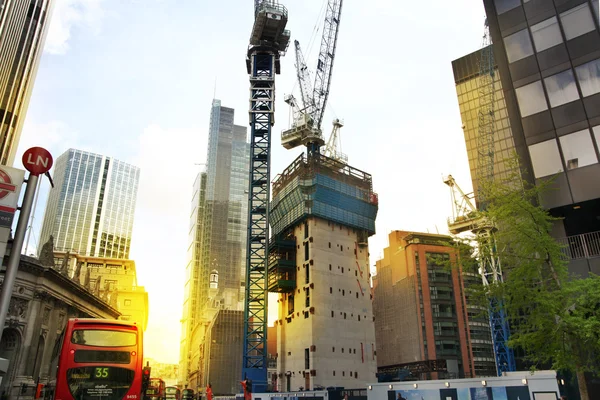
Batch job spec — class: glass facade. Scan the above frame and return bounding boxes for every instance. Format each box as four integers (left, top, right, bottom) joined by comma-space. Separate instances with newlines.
39, 149, 140, 259
178, 100, 249, 386
452, 47, 517, 201
483, 0, 600, 275
0, 0, 55, 166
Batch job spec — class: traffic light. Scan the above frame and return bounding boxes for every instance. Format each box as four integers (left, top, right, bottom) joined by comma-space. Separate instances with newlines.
142, 366, 151, 394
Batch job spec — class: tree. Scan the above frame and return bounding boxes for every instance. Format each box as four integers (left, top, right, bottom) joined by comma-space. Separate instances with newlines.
453, 164, 600, 400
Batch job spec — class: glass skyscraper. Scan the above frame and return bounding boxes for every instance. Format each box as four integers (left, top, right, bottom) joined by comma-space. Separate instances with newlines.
178, 99, 249, 388
452, 47, 517, 202
0, 0, 55, 166
481, 0, 600, 276
39, 149, 140, 259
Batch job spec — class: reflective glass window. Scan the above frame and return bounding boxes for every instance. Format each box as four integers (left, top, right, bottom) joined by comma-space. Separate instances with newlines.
504, 29, 534, 63
515, 81, 548, 117
593, 126, 600, 150
544, 69, 579, 107
530, 17, 563, 52
495, 0, 521, 14
593, 0, 599, 24
528, 140, 563, 178
559, 129, 598, 170
559, 4, 595, 40
575, 58, 600, 97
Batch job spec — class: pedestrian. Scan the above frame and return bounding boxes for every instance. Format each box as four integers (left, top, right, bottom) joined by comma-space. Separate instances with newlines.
206, 383, 213, 400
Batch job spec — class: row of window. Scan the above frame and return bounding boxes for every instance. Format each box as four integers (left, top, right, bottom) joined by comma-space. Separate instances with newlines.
504, 2, 599, 64
515, 58, 600, 117
529, 126, 600, 178
496, 0, 599, 21
329, 286, 362, 299
332, 371, 359, 378
330, 310, 368, 321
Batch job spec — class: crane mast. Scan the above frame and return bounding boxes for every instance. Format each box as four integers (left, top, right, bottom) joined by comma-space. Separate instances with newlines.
294, 40, 314, 115
280, 0, 343, 155
312, 0, 342, 131
444, 18, 515, 376
243, 0, 290, 392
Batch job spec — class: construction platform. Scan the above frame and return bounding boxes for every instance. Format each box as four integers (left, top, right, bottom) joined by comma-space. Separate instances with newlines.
270, 153, 379, 237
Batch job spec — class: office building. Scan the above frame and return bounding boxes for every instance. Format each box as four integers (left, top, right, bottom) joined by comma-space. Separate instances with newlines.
178, 99, 249, 391
0, 0, 55, 166
452, 46, 518, 198
481, 0, 600, 275
38, 149, 140, 259
269, 153, 379, 390
52, 250, 149, 331
373, 231, 497, 380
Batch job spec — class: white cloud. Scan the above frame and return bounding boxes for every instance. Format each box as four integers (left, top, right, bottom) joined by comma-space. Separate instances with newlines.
17, 119, 83, 158
128, 124, 206, 363
44, 0, 104, 55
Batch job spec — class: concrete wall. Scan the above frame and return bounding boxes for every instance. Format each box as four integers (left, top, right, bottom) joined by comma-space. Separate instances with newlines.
277, 217, 377, 390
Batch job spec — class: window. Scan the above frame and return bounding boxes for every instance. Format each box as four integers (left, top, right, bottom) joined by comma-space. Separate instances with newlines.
544, 69, 579, 107
594, 126, 600, 148
528, 140, 563, 178
515, 81, 548, 117
305, 348, 310, 369
494, 0, 521, 14
71, 330, 136, 347
575, 58, 600, 97
559, 130, 598, 170
530, 17, 563, 52
124, 299, 132, 306
504, 29, 534, 63
560, 4, 595, 40
594, 0, 599, 24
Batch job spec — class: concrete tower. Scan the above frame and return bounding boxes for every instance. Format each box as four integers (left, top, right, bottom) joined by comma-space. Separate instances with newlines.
269, 153, 379, 391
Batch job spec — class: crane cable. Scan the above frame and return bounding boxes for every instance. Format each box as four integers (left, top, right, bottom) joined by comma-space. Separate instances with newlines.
290, 0, 328, 95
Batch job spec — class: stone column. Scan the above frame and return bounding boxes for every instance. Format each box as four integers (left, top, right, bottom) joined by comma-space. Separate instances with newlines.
16, 291, 46, 377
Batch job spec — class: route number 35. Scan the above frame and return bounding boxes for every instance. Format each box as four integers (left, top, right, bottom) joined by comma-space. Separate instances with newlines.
95, 368, 109, 378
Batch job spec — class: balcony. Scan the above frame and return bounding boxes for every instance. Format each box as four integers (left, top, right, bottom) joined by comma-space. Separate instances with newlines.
557, 230, 600, 260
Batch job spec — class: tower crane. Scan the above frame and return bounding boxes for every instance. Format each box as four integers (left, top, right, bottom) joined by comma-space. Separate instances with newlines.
281, 0, 343, 157
242, 0, 290, 392
443, 18, 515, 376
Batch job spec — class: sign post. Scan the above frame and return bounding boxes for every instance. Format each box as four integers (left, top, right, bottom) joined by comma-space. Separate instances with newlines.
0, 147, 53, 335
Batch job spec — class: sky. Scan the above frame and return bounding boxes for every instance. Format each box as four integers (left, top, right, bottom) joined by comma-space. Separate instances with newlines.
15, 0, 485, 364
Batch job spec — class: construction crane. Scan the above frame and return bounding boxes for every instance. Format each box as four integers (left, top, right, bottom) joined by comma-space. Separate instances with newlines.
242, 0, 290, 392
281, 0, 343, 157
443, 18, 515, 376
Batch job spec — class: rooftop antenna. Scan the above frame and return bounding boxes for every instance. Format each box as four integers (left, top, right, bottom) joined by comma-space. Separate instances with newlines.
213, 77, 217, 100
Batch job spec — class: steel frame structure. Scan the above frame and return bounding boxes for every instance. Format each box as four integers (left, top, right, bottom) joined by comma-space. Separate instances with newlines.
242, 0, 289, 392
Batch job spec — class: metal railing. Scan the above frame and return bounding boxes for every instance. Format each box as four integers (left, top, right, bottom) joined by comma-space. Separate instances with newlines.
557, 230, 600, 260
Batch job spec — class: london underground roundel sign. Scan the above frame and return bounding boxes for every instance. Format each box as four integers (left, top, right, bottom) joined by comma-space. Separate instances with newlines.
22, 147, 53, 175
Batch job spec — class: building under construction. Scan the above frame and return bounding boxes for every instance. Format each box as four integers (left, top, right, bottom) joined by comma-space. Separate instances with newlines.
269, 152, 379, 390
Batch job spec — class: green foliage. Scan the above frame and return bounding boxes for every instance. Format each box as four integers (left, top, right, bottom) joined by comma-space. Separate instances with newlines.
450, 157, 600, 377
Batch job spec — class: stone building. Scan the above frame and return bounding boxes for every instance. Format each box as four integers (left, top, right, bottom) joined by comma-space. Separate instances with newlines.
0, 240, 120, 399
52, 250, 148, 331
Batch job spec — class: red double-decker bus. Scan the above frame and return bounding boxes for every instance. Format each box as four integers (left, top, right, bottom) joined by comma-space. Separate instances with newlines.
165, 386, 180, 400
51, 318, 144, 400
144, 378, 166, 400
